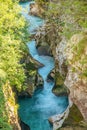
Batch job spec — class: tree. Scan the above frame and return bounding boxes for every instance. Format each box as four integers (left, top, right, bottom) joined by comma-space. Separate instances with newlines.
0, 0, 28, 129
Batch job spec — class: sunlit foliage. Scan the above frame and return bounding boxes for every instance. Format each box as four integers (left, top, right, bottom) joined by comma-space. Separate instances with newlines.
0, 0, 28, 129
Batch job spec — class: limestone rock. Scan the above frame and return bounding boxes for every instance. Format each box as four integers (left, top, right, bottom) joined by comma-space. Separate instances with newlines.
52, 84, 69, 96
48, 107, 70, 130
59, 105, 87, 130
65, 33, 87, 121
47, 69, 55, 82
35, 72, 44, 88
47, 33, 87, 129
55, 38, 68, 76
60, 126, 87, 130
31, 3, 87, 127
19, 71, 44, 97
65, 69, 87, 122
26, 55, 44, 68
3, 82, 21, 130
29, 3, 44, 17
19, 54, 44, 97
37, 45, 51, 56
52, 33, 87, 127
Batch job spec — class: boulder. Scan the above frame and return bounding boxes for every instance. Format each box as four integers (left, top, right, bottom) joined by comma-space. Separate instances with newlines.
37, 45, 51, 56
52, 71, 69, 96
47, 69, 55, 82
48, 107, 70, 130
52, 85, 69, 96
35, 72, 44, 88
25, 55, 44, 69
29, 3, 44, 17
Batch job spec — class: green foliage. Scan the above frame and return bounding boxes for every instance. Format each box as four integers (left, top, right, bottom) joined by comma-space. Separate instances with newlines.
35, 0, 48, 7
61, 0, 87, 38
44, 0, 87, 79
0, 0, 28, 129
58, 105, 84, 130
73, 36, 87, 60
45, 0, 87, 38
0, 0, 28, 91
69, 33, 87, 79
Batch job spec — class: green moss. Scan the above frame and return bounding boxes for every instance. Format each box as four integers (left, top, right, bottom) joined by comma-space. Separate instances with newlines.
26, 61, 36, 71
53, 72, 68, 95
58, 105, 87, 130
55, 72, 65, 86
71, 35, 87, 79
73, 36, 87, 61
63, 104, 83, 126
69, 105, 83, 122
53, 85, 68, 96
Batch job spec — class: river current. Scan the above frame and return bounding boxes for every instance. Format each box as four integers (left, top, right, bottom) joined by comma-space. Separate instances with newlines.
18, 1, 68, 130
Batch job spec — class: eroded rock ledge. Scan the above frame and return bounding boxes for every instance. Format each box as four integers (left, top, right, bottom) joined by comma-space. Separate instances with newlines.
18, 54, 44, 97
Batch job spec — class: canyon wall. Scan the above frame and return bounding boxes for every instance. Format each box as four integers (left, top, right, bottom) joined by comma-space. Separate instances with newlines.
3, 82, 21, 130
34, 1, 87, 129
33, 7, 87, 130
35, 23, 87, 130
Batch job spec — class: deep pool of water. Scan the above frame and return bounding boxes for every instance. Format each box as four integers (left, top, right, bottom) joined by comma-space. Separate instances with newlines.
18, 1, 68, 130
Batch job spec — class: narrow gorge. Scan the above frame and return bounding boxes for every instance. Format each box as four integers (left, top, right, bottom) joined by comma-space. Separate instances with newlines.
18, 1, 68, 130
0, 0, 87, 130
18, 0, 87, 130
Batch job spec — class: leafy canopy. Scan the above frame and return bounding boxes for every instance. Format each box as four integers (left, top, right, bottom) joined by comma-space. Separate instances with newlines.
0, 0, 28, 129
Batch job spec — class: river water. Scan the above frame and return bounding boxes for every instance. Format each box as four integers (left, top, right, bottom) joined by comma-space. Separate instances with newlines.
18, 1, 68, 130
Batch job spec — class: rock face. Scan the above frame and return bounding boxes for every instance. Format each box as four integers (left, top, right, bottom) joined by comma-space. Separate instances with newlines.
65, 34, 87, 122
35, 72, 44, 88
3, 82, 21, 130
59, 105, 87, 130
29, 1, 87, 128
53, 33, 87, 129
47, 69, 55, 82
48, 106, 70, 130
35, 24, 53, 56
37, 45, 51, 56
29, 3, 44, 17
65, 70, 87, 121
26, 55, 44, 68
19, 54, 44, 97
35, 23, 61, 56
36, 22, 87, 129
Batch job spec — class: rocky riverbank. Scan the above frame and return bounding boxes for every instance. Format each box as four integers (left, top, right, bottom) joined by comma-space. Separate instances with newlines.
16, 0, 87, 130
32, 1, 87, 129
35, 23, 87, 129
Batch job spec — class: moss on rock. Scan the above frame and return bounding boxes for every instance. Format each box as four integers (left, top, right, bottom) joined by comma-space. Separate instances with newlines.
52, 72, 69, 96
59, 104, 87, 130
52, 85, 69, 96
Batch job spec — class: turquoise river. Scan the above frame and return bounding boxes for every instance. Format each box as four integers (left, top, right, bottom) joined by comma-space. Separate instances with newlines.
18, 1, 69, 130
